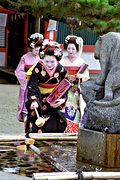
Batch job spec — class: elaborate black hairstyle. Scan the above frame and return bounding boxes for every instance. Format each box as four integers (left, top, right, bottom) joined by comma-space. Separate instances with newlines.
28, 33, 44, 49
40, 39, 63, 61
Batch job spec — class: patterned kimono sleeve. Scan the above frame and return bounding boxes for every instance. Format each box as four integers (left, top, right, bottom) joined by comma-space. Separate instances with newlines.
15, 57, 27, 85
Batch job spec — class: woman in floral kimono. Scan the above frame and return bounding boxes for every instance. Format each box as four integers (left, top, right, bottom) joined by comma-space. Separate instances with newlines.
15, 33, 44, 123
60, 35, 89, 133
25, 40, 68, 133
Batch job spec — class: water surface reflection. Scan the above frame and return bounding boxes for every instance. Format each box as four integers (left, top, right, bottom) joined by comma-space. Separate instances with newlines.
0, 141, 119, 178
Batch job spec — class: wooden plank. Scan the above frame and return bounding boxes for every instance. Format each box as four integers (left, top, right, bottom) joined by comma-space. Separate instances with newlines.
105, 134, 117, 167
116, 136, 120, 166
105, 134, 120, 167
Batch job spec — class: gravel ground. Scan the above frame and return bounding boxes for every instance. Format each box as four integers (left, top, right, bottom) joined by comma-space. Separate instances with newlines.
0, 84, 24, 134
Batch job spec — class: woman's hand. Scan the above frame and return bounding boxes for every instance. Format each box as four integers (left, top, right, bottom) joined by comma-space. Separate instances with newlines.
69, 75, 76, 82
76, 73, 88, 81
50, 98, 65, 108
30, 101, 38, 110
76, 73, 85, 79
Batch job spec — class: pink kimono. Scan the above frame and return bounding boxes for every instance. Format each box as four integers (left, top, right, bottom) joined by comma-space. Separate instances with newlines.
15, 52, 41, 122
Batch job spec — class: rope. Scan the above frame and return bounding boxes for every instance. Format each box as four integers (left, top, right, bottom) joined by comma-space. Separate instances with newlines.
76, 170, 84, 180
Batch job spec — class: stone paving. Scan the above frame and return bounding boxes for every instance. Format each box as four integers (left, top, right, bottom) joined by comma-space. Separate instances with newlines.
0, 84, 24, 134
0, 171, 32, 180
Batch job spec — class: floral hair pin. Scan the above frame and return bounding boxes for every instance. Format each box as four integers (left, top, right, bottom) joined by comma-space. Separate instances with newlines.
42, 39, 60, 49
30, 33, 44, 40
29, 33, 44, 49
65, 35, 83, 46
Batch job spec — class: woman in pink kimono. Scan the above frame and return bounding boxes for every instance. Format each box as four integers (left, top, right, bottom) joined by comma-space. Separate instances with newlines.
15, 33, 44, 123
60, 35, 89, 133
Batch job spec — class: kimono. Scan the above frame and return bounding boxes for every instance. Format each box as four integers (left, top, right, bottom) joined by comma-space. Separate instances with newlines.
60, 56, 89, 133
15, 52, 41, 122
25, 61, 68, 133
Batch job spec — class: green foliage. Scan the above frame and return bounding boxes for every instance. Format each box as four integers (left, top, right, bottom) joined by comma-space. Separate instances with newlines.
0, 0, 120, 34
109, 0, 119, 5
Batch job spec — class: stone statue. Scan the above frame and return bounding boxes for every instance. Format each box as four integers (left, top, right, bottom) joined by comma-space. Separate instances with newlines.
82, 32, 120, 133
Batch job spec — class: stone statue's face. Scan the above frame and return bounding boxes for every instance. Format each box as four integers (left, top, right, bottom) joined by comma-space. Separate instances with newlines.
67, 43, 77, 57
32, 47, 40, 56
94, 38, 102, 60
44, 55, 57, 70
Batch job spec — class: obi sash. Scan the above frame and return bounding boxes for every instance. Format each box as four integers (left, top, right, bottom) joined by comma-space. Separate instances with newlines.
38, 83, 59, 94
65, 66, 79, 75
65, 63, 88, 75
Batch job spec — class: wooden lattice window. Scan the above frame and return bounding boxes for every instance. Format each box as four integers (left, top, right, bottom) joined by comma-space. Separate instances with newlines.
0, 13, 7, 48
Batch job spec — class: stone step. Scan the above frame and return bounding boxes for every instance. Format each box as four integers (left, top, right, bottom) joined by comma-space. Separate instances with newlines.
0, 171, 32, 180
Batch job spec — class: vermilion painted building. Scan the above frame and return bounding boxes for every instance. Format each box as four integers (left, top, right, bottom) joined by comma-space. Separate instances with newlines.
0, 6, 29, 68
0, 7, 100, 74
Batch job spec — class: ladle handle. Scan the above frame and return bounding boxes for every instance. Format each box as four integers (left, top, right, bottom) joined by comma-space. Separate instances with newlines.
34, 107, 40, 118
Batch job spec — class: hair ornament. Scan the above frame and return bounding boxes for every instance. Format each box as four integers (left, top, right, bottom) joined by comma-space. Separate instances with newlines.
42, 39, 60, 49
30, 42, 35, 49
30, 33, 44, 40
40, 39, 63, 60
54, 47, 63, 58
29, 33, 44, 49
76, 37, 83, 46
65, 35, 83, 46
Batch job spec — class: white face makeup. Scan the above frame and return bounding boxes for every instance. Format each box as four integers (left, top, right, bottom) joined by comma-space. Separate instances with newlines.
32, 47, 40, 56
67, 43, 77, 57
44, 55, 57, 70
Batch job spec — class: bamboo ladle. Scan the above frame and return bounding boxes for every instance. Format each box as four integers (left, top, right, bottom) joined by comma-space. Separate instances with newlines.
16, 108, 49, 151
35, 107, 49, 128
